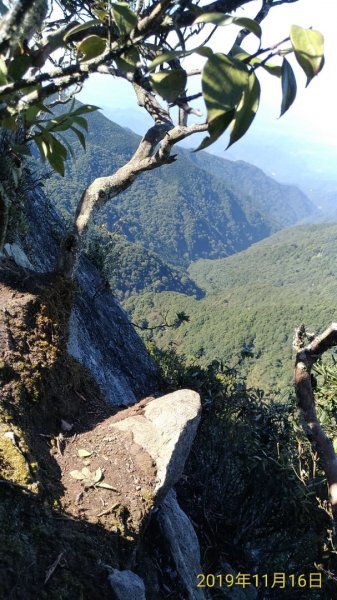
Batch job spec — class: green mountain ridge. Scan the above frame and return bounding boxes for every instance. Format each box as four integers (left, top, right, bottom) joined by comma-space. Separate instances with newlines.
43, 107, 316, 279
125, 222, 337, 394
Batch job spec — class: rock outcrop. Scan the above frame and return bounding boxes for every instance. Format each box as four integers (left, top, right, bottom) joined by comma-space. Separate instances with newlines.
110, 389, 201, 498
23, 188, 158, 405
0, 185, 209, 599
157, 489, 210, 600
55, 391, 201, 555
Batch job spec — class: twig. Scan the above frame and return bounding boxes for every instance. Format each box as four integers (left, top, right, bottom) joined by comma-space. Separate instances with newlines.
44, 551, 65, 584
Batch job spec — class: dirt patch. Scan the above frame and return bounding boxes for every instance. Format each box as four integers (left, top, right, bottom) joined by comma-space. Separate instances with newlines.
57, 410, 157, 542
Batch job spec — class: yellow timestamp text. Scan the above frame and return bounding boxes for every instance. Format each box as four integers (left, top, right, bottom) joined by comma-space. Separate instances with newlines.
196, 572, 322, 589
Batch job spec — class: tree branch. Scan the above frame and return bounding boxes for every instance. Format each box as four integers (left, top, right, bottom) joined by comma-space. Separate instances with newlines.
0, 0, 46, 56
294, 323, 337, 528
57, 113, 207, 279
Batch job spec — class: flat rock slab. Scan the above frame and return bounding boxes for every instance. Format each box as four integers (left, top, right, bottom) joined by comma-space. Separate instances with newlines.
110, 389, 201, 499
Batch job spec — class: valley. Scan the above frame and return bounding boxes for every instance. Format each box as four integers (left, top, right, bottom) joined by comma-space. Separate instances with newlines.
43, 106, 337, 397
126, 223, 337, 393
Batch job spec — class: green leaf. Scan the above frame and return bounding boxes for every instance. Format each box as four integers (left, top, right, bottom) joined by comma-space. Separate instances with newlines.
0, 58, 8, 85
71, 115, 88, 131
34, 136, 49, 161
150, 50, 188, 70
290, 25, 324, 86
202, 53, 249, 123
70, 126, 86, 149
195, 13, 261, 39
8, 55, 31, 81
58, 134, 75, 159
150, 70, 187, 101
261, 62, 282, 78
112, 2, 137, 35
24, 105, 40, 126
64, 19, 102, 42
115, 48, 139, 73
47, 132, 67, 159
228, 71, 260, 147
72, 104, 99, 116
47, 151, 65, 176
34, 131, 67, 176
77, 35, 106, 61
11, 143, 32, 157
43, 117, 72, 132
231, 44, 281, 77
280, 57, 297, 116
195, 110, 235, 151
196, 46, 214, 59
149, 46, 213, 71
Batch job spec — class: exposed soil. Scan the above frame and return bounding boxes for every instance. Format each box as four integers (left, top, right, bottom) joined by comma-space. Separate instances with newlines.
57, 398, 158, 542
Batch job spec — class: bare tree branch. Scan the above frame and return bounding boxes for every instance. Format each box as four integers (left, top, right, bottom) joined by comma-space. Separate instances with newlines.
294, 323, 337, 528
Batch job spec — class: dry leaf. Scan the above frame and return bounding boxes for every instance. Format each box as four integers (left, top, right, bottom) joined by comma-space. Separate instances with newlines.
70, 470, 85, 480
96, 482, 119, 491
93, 468, 103, 484
78, 448, 92, 458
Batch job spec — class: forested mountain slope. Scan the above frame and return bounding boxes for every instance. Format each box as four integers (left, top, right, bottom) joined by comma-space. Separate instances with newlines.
189, 152, 315, 229
125, 223, 337, 394
44, 108, 316, 273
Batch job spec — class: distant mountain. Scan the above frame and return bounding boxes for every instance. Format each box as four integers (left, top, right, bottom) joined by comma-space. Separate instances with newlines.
188, 152, 315, 230
125, 222, 337, 394
43, 107, 317, 274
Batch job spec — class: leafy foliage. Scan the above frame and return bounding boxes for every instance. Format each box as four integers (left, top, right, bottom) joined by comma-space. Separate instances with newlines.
148, 343, 334, 597
86, 227, 204, 299
0, 0, 325, 179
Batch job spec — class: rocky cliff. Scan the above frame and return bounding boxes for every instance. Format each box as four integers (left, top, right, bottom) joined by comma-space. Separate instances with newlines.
0, 185, 215, 599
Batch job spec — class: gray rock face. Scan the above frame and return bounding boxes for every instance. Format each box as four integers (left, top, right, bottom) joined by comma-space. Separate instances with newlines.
4, 242, 34, 269
108, 569, 146, 600
110, 389, 201, 497
157, 489, 210, 600
21, 188, 158, 405
68, 255, 158, 405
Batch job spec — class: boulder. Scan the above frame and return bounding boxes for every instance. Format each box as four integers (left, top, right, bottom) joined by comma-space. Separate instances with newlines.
58, 391, 201, 541
110, 389, 201, 498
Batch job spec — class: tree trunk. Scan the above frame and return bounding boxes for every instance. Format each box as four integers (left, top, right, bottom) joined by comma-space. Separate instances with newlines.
294, 323, 337, 528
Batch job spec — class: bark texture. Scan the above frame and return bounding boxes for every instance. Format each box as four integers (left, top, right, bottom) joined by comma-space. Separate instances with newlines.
294, 323, 337, 527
